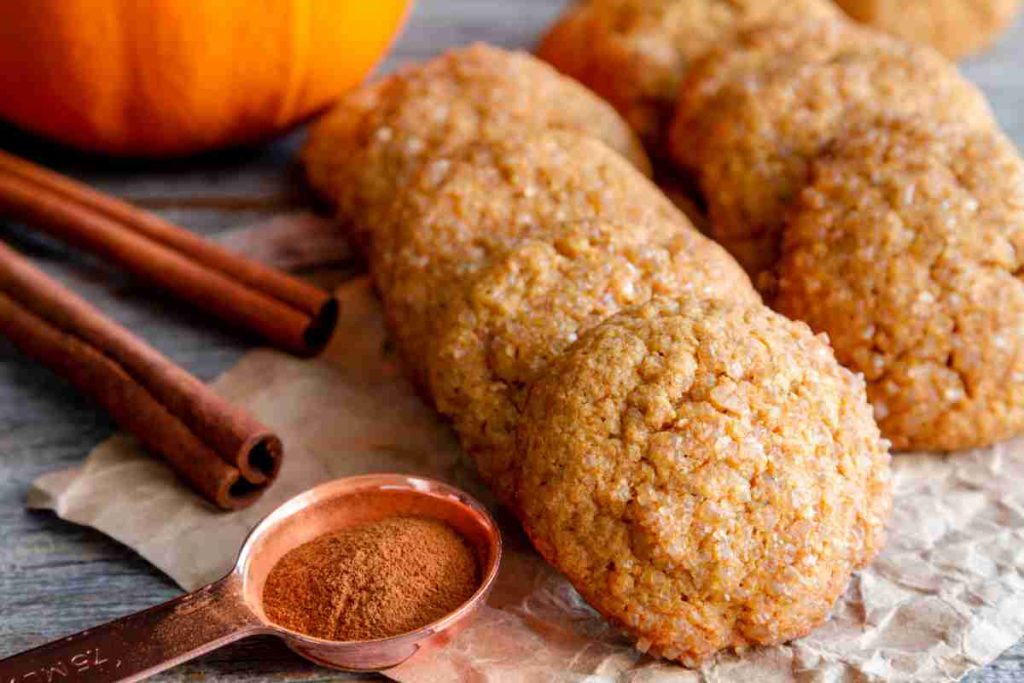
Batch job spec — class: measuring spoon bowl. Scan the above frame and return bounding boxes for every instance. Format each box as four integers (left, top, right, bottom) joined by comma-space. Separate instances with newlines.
0, 474, 502, 682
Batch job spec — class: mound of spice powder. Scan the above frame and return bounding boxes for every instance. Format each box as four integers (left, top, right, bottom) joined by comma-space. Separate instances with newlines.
262, 516, 479, 641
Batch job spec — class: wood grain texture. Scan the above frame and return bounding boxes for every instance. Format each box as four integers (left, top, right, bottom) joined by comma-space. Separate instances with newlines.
0, 1, 1021, 680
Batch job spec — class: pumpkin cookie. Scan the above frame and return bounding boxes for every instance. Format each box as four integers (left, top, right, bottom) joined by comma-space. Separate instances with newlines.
303, 43, 649, 247
536, 0, 841, 148
427, 222, 757, 503
672, 19, 863, 170
517, 296, 891, 665
776, 119, 1024, 451
670, 21, 995, 285
835, 0, 1020, 59
372, 131, 694, 389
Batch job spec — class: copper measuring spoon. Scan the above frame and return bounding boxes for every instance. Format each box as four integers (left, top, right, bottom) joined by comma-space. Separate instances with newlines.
0, 474, 502, 681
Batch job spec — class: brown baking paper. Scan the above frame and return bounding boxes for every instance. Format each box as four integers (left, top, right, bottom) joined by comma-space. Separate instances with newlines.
28, 278, 1024, 682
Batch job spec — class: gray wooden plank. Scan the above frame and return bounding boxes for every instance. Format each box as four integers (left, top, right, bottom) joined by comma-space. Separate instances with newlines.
0, 1, 1021, 680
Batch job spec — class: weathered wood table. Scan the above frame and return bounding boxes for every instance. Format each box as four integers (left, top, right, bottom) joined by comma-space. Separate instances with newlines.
1, 2, 1022, 680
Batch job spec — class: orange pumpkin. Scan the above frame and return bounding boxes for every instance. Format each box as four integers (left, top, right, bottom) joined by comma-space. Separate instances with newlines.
0, 0, 411, 156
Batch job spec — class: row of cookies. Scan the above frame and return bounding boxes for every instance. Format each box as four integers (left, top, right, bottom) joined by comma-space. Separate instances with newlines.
305, 44, 756, 499
672, 18, 1024, 452
303, 44, 891, 664
538, 0, 1018, 153
540, 2, 1024, 452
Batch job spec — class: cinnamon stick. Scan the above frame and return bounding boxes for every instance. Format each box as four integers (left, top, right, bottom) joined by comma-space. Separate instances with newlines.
0, 150, 337, 357
0, 241, 282, 510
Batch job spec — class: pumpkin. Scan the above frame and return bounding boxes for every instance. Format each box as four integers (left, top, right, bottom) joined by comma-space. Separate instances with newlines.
0, 0, 411, 156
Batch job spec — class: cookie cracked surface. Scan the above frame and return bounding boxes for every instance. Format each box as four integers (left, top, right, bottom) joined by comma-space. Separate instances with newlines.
303, 43, 649, 247
536, 0, 841, 149
670, 20, 995, 285
516, 296, 892, 665
427, 222, 757, 503
776, 119, 1024, 451
372, 131, 691, 389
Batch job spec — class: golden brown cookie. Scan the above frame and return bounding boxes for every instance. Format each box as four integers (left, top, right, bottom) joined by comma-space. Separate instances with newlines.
673, 19, 862, 169
536, 0, 841, 149
776, 118, 1024, 451
835, 0, 1020, 59
670, 21, 996, 286
372, 131, 693, 389
427, 222, 757, 503
517, 296, 891, 665
303, 43, 650, 246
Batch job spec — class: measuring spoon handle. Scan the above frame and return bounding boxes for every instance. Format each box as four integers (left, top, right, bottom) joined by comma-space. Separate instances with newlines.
0, 573, 264, 683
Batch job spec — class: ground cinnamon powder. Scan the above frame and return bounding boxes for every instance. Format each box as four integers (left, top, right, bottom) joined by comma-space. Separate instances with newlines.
262, 516, 479, 641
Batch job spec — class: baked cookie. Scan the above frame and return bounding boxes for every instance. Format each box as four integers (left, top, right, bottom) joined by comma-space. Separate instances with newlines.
517, 296, 891, 664
835, 0, 1020, 59
372, 131, 696, 388
670, 20, 995, 286
536, 0, 841, 148
427, 222, 757, 503
673, 19, 862, 170
776, 118, 1024, 451
303, 43, 649, 247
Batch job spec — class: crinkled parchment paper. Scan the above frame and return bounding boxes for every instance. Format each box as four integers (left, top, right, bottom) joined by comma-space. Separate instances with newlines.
28, 278, 1024, 682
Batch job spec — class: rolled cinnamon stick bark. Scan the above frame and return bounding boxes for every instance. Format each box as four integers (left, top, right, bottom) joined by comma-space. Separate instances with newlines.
0, 241, 282, 510
0, 150, 337, 357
